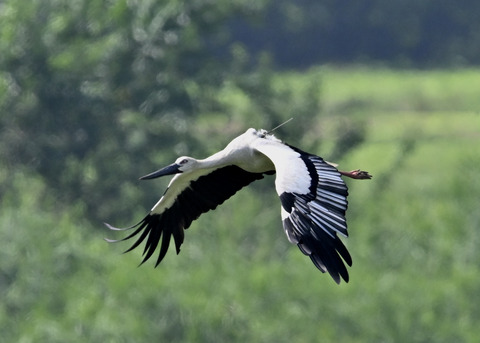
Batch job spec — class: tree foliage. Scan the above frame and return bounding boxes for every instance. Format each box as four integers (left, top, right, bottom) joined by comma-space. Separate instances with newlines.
2, 69, 480, 342
231, 0, 480, 67
1, 1, 480, 340
2, 0, 479, 219
0, 0, 272, 221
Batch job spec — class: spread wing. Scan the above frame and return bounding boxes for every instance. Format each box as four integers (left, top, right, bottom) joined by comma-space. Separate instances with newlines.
106, 165, 269, 266
254, 141, 351, 284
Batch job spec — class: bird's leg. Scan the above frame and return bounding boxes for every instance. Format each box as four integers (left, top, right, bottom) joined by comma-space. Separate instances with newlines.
339, 169, 372, 180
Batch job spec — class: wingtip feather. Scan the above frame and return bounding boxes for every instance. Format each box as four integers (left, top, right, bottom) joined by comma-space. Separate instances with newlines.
104, 222, 135, 231
104, 237, 120, 243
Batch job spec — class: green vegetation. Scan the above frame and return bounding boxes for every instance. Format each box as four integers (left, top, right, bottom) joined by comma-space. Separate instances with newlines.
2, 1, 480, 341
2, 67, 480, 342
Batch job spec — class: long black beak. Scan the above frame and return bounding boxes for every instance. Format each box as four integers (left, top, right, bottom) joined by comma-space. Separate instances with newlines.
139, 163, 182, 180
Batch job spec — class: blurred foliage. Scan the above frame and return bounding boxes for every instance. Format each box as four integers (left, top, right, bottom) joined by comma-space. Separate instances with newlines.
232, 0, 480, 67
0, 0, 274, 221
2, 0, 480, 220
2, 68, 480, 342
2, 0, 480, 341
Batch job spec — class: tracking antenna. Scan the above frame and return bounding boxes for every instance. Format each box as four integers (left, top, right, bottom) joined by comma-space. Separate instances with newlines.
267, 118, 294, 135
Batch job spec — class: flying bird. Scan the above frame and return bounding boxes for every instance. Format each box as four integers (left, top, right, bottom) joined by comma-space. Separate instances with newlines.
106, 128, 371, 284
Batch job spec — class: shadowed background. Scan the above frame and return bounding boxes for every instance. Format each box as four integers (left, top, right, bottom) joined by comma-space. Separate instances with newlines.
1, 1, 479, 342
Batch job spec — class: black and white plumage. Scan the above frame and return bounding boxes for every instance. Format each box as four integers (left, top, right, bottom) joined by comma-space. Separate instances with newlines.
106, 128, 371, 284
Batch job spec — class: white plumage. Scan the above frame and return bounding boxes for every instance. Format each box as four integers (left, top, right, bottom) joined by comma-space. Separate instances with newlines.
106, 128, 371, 284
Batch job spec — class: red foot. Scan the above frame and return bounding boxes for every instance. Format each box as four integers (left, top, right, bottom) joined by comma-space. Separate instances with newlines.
339, 169, 372, 180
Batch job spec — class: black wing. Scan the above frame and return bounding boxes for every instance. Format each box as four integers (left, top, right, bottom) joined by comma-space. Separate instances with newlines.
280, 148, 352, 284
106, 165, 270, 267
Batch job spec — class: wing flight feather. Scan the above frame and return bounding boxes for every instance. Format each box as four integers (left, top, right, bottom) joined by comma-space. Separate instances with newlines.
106, 165, 267, 266
254, 140, 351, 284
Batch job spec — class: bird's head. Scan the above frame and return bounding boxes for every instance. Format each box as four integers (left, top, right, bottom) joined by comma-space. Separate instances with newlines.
139, 156, 197, 180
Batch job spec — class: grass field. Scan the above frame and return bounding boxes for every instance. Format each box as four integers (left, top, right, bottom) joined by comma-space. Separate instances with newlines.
2, 67, 480, 342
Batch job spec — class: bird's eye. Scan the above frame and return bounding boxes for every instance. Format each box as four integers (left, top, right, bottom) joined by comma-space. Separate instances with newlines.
180, 159, 188, 164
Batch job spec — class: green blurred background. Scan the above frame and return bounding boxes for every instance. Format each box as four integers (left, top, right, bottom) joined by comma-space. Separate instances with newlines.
1, 0, 479, 342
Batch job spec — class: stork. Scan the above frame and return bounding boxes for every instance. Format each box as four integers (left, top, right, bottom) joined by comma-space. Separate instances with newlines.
106, 128, 371, 284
